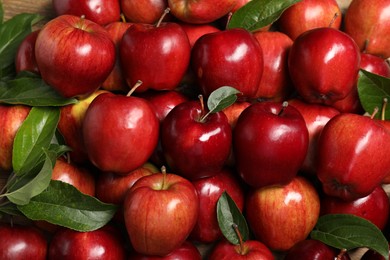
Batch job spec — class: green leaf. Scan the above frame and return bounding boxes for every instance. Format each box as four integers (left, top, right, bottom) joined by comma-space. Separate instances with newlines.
0, 203, 22, 217
5, 149, 56, 205
217, 191, 249, 245
18, 180, 118, 232
357, 69, 390, 119
0, 2, 3, 24
0, 13, 43, 76
311, 214, 389, 259
207, 86, 241, 113
12, 106, 60, 175
0, 72, 77, 106
228, 0, 301, 32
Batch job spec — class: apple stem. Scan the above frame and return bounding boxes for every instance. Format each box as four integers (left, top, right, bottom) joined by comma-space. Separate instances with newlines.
328, 12, 339, 28
156, 8, 170, 28
126, 80, 143, 97
232, 223, 246, 255
161, 165, 167, 190
225, 12, 233, 30
278, 101, 289, 116
381, 98, 388, 120
336, 248, 347, 260
120, 13, 127, 23
370, 106, 379, 119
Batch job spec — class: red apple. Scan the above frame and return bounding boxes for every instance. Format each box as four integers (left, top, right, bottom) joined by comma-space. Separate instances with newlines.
161, 99, 232, 180
168, 0, 237, 24
189, 168, 245, 243
35, 14, 116, 98
0, 224, 48, 260
48, 225, 126, 259
343, 0, 390, 59
121, 0, 169, 24
82, 91, 160, 174
278, 0, 342, 40
129, 240, 202, 259
221, 101, 251, 129
0, 104, 31, 171
317, 113, 390, 201
245, 176, 320, 251
288, 27, 361, 106
123, 171, 199, 256
330, 84, 364, 114
231, 0, 252, 12
179, 22, 220, 48
208, 239, 274, 260
360, 53, 390, 77
15, 30, 40, 74
361, 245, 390, 260
320, 185, 390, 230
233, 101, 309, 188
52, 0, 121, 26
191, 28, 263, 100
120, 21, 191, 93
253, 31, 294, 102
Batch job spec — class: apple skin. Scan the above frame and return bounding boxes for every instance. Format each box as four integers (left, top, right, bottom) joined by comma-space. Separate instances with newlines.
161, 100, 232, 180
120, 22, 191, 93
129, 240, 202, 260
288, 98, 340, 175
360, 53, 390, 77
123, 172, 199, 256
52, 0, 121, 26
208, 239, 274, 260
0, 224, 48, 260
189, 168, 245, 243
245, 176, 320, 251
253, 31, 294, 102
15, 29, 40, 74
35, 14, 116, 98
288, 27, 361, 106
121, 0, 168, 24
320, 185, 390, 230
0, 104, 31, 171
343, 0, 390, 59
233, 101, 309, 188
82, 92, 159, 174
179, 22, 221, 48
277, 0, 342, 41
317, 113, 390, 201
168, 0, 237, 24
48, 225, 126, 259
191, 28, 264, 100
361, 245, 390, 260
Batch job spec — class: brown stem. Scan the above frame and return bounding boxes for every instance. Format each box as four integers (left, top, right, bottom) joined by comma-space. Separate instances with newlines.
156, 8, 170, 27
329, 12, 339, 28
336, 249, 347, 260
198, 94, 210, 123
232, 223, 246, 255
160, 166, 167, 190
278, 101, 289, 116
127, 80, 143, 97
225, 12, 233, 30
120, 13, 127, 23
370, 106, 379, 119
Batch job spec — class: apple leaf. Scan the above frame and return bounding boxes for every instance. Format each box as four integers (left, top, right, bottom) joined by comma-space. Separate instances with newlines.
12, 106, 60, 175
357, 69, 390, 119
227, 0, 301, 32
0, 72, 77, 106
217, 191, 249, 245
207, 86, 241, 113
310, 214, 389, 259
17, 180, 118, 232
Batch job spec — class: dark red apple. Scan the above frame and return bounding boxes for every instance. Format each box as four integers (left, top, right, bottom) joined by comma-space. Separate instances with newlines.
233, 101, 309, 188
35, 14, 116, 98
360, 53, 390, 77
208, 239, 274, 260
361, 245, 390, 260
15, 30, 40, 74
129, 240, 202, 259
121, 0, 169, 24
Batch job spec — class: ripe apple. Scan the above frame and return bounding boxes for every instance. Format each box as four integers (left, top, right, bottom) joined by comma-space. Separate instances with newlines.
317, 113, 390, 201
0, 104, 31, 171
161, 99, 232, 180
121, 0, 169, 24
221, 101, 251, 129
179, 22, 220, 48
15, 30, 40, 74
191, 28, 264, 100
278, 0, 342, 40
129, 240, 202, 259
361, 245, 390, 260
231, 0, 252, 13
168, 0, 237, 24
320, 185, 390, 230
35, 14, 116, 98
233, 101, 309, 188
52, 0, 121, 26
208, 239, 274, 260
360, 53, 390, 77
330, 84, 364, 114
288, 27, 361, 106
0, 224, 48, 260
123, 171, 199, 256
343, 0, 390, 59
82, 91, 160, 174
48, 225, 126, 259
189, 168, 245, 243
253, 31, 294, 102
245, 176, 320, 251
120, 21, 191, 93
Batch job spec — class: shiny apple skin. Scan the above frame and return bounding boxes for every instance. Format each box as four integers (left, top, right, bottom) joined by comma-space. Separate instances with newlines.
82, 92, 160, 174
360, 53, 390, 77
161, 100, 232, 180
209, 239, 275, 260
285, 239, 351, 260
245, 176, 320, 251
288, 27, 361, 106
179, 22, 220, 48
15, 30, 40, 74
191, 28, 264, 100
121, 0, 168, 24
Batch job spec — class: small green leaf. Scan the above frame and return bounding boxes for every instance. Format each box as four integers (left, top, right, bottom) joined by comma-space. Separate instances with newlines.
311, 214, 389, 259
357, 69, 390, 119
18, 180, 118, 232
0, 202, 22, 217
207, 86, 241, 113
228, 0, 302, 32
12, 106, 60, 175
217, 191, 249, 245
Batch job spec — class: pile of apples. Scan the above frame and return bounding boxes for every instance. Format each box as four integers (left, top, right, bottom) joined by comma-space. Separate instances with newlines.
1, 0, 390, 259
